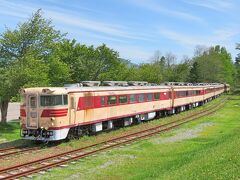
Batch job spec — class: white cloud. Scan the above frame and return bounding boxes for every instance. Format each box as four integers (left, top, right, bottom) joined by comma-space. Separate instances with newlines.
182, 0, 235, 12
126, 0, 203, 22
0, 0, 152, 42
160, 27, 239, 46
44, 10, 151, 41
159, 27, 240, 58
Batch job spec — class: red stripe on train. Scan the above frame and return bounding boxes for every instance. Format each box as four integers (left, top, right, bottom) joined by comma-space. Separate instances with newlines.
20, 109, 26, 117
41, 108, 68, 117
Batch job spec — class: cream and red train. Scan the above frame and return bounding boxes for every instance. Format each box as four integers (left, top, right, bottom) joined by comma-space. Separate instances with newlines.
19, 81, 227, 141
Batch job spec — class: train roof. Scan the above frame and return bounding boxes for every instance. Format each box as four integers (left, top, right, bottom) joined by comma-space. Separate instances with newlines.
22, 84, 224, 95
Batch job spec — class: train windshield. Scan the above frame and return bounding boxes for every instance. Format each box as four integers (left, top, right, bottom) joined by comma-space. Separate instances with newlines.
40, 95, 68, 107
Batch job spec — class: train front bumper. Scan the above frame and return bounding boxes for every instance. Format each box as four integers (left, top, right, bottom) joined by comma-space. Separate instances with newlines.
21, 128, 70, 141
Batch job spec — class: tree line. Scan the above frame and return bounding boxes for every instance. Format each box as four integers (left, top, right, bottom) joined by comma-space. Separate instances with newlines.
0, 10, 239, 123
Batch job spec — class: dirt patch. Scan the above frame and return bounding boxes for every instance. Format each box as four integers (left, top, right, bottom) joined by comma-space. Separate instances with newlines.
152, 122, 214, 144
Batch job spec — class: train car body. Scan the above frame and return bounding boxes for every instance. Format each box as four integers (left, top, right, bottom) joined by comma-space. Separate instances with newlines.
20, 83, 225, 141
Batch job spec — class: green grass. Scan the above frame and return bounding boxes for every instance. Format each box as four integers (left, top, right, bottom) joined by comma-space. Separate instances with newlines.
31, 95, 240, 180
0, 120, 20, 142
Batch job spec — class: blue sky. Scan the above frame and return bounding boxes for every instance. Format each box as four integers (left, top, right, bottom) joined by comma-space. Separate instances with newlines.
0, 0, 239, 63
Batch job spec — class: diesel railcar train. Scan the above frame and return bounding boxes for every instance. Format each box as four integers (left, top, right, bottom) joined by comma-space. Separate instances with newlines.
19, 81, 229, 141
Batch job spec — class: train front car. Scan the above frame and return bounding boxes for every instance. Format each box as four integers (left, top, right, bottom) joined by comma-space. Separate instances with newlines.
20, 87, 69, 141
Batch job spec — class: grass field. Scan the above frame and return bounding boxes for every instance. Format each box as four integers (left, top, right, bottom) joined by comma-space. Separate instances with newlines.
0, 95, 239, 179
32, 95, 240, 180
0, 120, 19, 143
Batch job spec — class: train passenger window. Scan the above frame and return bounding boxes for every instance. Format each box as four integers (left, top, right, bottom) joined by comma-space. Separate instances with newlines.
40, 95, 64, 106
138, 94, 145, 102
190, 91, 195, 96
101, 97, 105, 106
30, 97, 36, 108
130, 94, 137, 103
63, 95, 68, 105
108, 96, 116, 105
147, 93, 153, 101
154, 93, 160, 100
119, 95, 127, 104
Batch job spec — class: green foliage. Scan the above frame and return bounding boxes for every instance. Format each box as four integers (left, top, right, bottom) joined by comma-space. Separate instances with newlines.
189, 45, 235, 84
234, 43, 240, 90
0, 9, 66, 122
53, 40, 127, 82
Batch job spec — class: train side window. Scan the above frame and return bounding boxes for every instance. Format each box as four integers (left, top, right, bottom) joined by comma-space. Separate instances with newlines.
138, 94, 145, 102
108, 96, 116, 105
63, 95, 68, 105
119, 95, 127, 104
30, 96, 36, 108
101, 96, 105, 106
147, 93, 153, 101
130, 94, 137, 103
154, 93, 160, 100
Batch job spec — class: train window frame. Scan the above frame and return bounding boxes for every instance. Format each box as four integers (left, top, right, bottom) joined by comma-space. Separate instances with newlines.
154, 93, 160, 100
30, 96, 37, 108
63, 95, 68, 105
119, 95, 127, 104
107, 96, 117, 105
196, 90, 201, 95
129, 94, 137, 103
40, 95, 67, 107
101, 96, 105, 106
147, 93, 153, 101
138, 94, 145, 102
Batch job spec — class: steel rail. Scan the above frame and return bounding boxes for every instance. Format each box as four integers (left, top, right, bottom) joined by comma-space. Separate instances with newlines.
0, 147, 40, 159
0, 98, 227, 180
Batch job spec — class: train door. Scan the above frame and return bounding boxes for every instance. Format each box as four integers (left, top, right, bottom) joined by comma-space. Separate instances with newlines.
26, 94, 39, 129
69, 94, 76, 125
82, 92, 94, 123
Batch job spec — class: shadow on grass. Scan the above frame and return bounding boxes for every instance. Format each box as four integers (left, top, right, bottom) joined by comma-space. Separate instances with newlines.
0, 139, 33, 148
0, 120, 34, 148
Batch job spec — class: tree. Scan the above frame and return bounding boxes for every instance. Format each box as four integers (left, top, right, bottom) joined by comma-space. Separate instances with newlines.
172, 56, 192, 82
189, 45, 234, 84
235, 43, 240, 88
53, 40, 125, 82
0, 9, 65, 123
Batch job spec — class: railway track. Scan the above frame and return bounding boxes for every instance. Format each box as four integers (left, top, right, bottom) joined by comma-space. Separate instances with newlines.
0, 146, 40, 159
0, 98, 227, 180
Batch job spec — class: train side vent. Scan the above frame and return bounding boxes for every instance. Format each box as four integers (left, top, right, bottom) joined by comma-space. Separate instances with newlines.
128, 81, 148, 86
81, 81, 101, 87
102, 81, 128, 86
